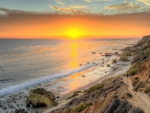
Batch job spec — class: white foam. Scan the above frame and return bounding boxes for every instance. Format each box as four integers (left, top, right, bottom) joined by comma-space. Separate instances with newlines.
0, 64, 94, 97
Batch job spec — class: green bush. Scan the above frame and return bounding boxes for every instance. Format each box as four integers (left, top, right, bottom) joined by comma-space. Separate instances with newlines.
86, 84, 104, 93
75, 104, 88, 112
128, 69, 138, 76
61, 109, 73, 113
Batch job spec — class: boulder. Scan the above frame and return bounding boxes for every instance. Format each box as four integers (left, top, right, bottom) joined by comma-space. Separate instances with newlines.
26, 88, 57, 108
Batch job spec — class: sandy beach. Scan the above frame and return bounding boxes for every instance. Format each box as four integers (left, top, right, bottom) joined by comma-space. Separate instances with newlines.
0, 51, 132, 113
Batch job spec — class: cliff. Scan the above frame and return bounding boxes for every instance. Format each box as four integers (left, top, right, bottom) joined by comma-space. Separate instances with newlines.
49, 36, 150, 113
132, 59, 150, 92
50, 77, 143, 113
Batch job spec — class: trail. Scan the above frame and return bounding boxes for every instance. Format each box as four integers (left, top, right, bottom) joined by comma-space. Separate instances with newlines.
123, 77, 150, 113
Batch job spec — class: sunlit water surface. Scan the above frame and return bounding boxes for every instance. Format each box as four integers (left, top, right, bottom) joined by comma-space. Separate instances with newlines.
0, 39, 139, 89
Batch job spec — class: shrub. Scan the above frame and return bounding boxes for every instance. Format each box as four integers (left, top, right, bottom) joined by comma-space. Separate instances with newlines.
86, 84, 104, 93
61, 109, 73, 113
75, 104, 88, 112
128, 69, 138, 76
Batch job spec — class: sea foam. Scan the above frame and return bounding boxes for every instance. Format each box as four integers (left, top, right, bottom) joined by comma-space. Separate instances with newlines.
0, 64, 94, 97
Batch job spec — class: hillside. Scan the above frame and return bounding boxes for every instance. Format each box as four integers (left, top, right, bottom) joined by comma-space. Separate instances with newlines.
48, 36, 150, 113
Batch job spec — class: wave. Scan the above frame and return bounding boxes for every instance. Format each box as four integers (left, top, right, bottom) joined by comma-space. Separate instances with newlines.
0, 64, 94, 97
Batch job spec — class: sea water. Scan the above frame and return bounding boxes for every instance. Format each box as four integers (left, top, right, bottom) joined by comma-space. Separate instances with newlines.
0, 39, 139, 96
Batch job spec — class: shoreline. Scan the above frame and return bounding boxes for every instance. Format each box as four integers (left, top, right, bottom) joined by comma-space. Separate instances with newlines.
0, 40, 138, 113
43, 60, 131, 113
47, 35, 150, 113
0, 54, 130, 113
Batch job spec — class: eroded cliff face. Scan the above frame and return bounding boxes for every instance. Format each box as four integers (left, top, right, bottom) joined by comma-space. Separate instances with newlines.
132, 59, 150, 92
126, 36, 150, 76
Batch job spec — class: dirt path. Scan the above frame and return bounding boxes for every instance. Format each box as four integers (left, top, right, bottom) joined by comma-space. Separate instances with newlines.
123, 77, 150, 113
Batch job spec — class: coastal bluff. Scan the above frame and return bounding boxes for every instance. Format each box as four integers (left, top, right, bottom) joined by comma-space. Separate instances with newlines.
48, 35, 150, 113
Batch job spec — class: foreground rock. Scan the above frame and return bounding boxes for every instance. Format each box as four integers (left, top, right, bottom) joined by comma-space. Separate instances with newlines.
26, 88, 57, 108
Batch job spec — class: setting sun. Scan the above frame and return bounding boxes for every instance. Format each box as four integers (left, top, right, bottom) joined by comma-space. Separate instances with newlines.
66, 29, 82, 39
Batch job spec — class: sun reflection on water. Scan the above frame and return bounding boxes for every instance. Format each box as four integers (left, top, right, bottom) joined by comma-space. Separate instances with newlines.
71, 42, 78, 69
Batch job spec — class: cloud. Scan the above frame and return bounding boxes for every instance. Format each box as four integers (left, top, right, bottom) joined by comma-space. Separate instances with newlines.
0, 7, 150, 38
137, 0, 150, 6
105, 1, 150, 14
84, 0, 112, 2
84, 0, 91, 2
49, 5, 89, 14
57, 1, 66, 5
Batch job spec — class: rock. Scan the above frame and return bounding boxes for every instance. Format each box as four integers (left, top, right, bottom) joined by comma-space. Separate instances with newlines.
114, 51, 119, 55
105, 53, 112, 57
135, 35, 150, 47
13, 109, 28, 113
119, 54, 129, 61
26, 88, 57, 108
56, 96, 60, 99
106, 64, 111, 67
128, 107, 144, 113
92, 52, 96, 54
112, 59, 117, 63
103, 99, 121, 113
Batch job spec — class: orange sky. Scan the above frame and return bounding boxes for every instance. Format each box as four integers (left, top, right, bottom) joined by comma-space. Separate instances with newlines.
0, 10, 150, 39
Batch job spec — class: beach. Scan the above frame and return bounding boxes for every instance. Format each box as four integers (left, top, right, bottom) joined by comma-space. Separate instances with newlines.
0, 39, 139, 113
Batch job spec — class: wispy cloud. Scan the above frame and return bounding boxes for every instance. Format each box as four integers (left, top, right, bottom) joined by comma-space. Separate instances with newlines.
105, 1, 150, 14
84, 0, 91, 3
137, 0, 150, 6
84, 0, 112, 2
49, 5, 89, 14
57, 1, 66, 5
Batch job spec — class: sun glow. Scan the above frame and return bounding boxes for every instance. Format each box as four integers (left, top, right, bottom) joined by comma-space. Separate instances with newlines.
66, 29, 82, 39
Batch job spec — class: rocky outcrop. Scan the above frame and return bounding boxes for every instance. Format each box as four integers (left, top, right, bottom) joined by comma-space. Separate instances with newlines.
125, 36, 150, 76
102, 99, 143, 113
135, 35, 150, 47
26, 88, 57, 108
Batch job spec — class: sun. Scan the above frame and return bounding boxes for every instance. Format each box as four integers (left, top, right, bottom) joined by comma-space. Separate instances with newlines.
72, 34, 77, 39
66, 29, 81, 39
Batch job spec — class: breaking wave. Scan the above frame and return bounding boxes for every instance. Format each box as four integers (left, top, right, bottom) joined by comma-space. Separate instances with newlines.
0, 64, 94, 97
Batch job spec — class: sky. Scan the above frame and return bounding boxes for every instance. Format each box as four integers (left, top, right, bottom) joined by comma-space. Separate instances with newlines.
0, 0, 150, 39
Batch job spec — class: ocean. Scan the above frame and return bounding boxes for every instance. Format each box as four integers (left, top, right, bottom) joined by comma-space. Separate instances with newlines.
0, 39, 139, 91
